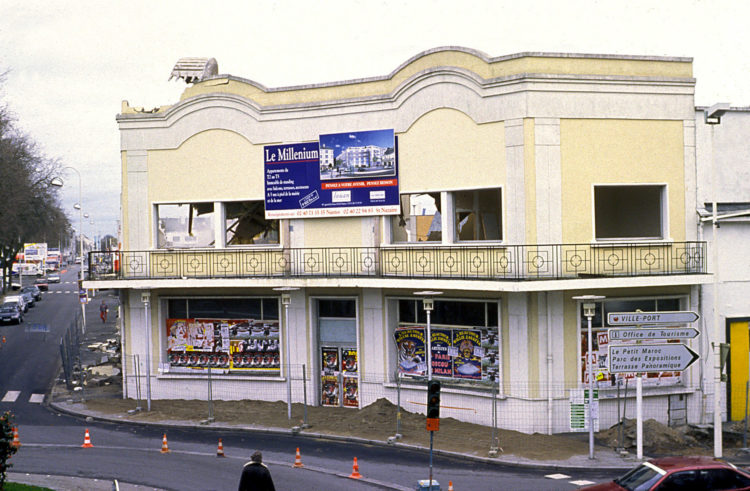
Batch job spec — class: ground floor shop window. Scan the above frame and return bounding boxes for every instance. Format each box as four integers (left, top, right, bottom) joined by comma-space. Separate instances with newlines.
579, 296, 686, 388
393, 298, 500, 382
165, 297, 280, 374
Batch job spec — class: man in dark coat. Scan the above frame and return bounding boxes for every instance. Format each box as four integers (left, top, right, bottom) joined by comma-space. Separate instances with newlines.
238, 450, 276, 491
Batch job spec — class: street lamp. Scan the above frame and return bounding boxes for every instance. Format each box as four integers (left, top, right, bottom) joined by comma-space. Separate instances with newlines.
274, 286, 300, 420
50, 167, 83, 281
706, 102, 730, 458
414, 291, 443, 380
572, 294, 605, 460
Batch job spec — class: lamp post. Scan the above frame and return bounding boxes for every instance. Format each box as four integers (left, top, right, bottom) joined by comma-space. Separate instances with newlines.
705, 103, 730, 458
572, 294, 605, 460
50, 167, 86, 329
414, 291, 443, 380
274, 287, 299, 420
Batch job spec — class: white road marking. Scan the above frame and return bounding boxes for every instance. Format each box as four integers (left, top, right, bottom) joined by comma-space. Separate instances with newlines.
29, 393, 45, 403
2, 391, 21, 402
545, 474, 571, 480
570, 480, 596, 486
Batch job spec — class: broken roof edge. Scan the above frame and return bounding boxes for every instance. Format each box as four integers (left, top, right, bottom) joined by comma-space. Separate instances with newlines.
169, 57, 219, 83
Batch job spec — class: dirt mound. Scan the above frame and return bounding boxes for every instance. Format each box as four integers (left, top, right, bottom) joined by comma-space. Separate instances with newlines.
599, 418, 706, 455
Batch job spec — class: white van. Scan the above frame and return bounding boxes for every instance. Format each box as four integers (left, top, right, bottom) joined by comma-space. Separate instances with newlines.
3, 295, 27, 313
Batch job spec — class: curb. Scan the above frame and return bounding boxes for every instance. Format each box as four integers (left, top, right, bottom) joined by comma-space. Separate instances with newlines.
47, 400, 640, 473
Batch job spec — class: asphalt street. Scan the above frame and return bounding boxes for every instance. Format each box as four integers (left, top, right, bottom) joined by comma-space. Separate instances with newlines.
0, 266, 619, 490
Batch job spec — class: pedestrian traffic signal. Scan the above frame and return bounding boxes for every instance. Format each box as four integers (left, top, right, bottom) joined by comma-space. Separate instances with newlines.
426, 380, 441, 419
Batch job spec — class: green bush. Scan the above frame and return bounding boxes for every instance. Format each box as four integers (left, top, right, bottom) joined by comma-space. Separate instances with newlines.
0, 411, 19, 488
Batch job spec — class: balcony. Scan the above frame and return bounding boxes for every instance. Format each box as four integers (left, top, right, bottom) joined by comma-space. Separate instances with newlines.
87, 242, 706, 282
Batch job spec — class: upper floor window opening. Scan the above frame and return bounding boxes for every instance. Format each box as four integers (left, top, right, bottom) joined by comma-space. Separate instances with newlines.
594, 185, 666, 241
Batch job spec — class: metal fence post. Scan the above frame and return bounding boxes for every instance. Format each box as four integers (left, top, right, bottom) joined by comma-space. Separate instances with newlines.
134, 354, 142, 411
207, 365, 214, 422
302, 364, 309, 428
396, 370, 402, 437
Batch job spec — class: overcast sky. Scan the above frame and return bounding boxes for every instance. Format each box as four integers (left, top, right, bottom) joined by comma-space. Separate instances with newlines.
1, 0, 748, 240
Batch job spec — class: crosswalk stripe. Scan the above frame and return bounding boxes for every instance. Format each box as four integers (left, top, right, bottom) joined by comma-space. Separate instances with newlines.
545, 473, 570, 480
570, 480, 596, 486
29, 393, 45, 403
2, 391, 20, 402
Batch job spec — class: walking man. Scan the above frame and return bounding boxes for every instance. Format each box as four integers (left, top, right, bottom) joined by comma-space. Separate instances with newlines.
238, 450, 276, 491
99, 300, 108, 323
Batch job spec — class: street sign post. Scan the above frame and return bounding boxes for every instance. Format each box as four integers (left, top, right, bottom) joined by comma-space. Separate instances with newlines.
608, 327, 699, 341
607, 311, 699, 325
608, 343, 700, 373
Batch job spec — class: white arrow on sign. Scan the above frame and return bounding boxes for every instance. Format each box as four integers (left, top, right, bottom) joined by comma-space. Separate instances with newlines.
607, 311, 699, 325
608, 343, 700, 373
608, 327, 700, 341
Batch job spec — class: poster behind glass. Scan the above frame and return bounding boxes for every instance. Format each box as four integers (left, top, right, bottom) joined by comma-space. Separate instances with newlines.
166, 318, 280, 373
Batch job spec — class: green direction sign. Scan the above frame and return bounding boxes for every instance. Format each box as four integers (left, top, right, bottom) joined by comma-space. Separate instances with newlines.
607, 311, 699, 325
608, 344, 700, 373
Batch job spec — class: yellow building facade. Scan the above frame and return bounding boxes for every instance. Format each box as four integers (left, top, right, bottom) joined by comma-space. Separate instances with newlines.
98, 47, 711, 433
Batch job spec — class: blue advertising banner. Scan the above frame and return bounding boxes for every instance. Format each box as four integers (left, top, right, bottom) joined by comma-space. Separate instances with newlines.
264, 129, 400, 219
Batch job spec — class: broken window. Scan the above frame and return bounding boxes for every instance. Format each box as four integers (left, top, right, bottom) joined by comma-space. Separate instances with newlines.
454, 188, 502, 241
225, 201, 279, 246
391, 192, 441, 242
156, 203, 215, 248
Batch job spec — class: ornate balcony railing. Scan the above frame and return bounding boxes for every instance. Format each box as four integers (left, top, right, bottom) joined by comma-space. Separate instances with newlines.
86, 242, 706, 282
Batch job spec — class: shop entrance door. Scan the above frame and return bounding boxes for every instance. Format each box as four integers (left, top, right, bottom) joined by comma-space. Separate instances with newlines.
316, 299, 358, 408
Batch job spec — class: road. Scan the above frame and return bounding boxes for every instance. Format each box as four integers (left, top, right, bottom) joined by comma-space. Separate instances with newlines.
0, 267, 619, 490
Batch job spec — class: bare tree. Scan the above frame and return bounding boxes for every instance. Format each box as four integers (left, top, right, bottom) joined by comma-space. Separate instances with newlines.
0, 75, 69, 291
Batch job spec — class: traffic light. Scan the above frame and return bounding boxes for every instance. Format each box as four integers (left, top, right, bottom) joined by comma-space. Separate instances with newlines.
426, 380, 441, 419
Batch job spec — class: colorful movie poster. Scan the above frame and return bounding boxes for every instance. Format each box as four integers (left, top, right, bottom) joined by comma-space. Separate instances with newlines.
229, 319, 281, 372
394, 328, 426, 376
452, 329, 482, 380
342, 348, 358, 374
321, 347, 339, 375
321, 375, 340, 406
430, 329, 453, 377
343, 376, 359, 408
166, 318, 279, 372
481, 328, 500, 381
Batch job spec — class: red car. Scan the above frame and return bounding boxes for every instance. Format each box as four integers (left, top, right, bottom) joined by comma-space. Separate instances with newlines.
580, 456, 750, 490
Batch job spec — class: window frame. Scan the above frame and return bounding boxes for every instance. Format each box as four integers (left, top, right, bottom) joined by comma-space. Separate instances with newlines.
592, 184, 669, 242
386, 186, 504, 246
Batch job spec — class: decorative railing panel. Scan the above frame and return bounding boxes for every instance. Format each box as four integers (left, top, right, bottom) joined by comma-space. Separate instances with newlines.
87, 242, 706, 282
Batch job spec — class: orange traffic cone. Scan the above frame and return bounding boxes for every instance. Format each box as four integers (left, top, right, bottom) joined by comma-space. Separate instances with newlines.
11, 427, 20, 448
448, 481, 454, 491
216, 438, 225, 457
81, 428, 94, 448
292, 447, 304, 468
160, 433, 170, 453
348, 456, 362, 479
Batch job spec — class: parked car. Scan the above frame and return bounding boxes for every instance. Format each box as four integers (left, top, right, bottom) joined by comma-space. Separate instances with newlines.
18, 289, 35, 308
0, 301, 23, 324
3, 295, 27, 313
34, 277, 49, 291
47, 272, 61, 283
580, 456, 750, 490
22, 285, 42, 301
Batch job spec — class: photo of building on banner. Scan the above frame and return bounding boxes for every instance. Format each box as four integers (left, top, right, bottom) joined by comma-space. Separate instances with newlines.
263, 129, 400, 219
394, 327, 499, 381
